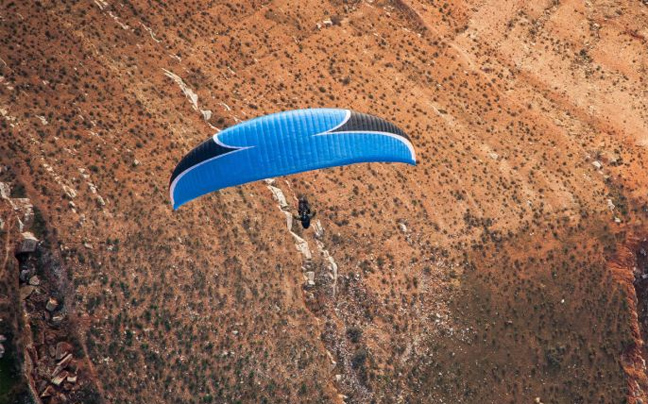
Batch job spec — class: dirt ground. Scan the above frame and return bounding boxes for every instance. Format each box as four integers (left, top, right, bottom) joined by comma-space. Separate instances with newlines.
1, 0, 648, 403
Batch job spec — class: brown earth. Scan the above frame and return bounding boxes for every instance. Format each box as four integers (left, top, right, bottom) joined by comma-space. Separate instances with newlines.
1, 0, 648, 403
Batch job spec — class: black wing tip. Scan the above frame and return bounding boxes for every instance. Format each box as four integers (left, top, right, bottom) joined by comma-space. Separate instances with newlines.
333, 110, 411, 141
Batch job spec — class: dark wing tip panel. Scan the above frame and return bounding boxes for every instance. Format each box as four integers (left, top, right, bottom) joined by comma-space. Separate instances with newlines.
331, 111, 410, 141
169, 138, 239, 187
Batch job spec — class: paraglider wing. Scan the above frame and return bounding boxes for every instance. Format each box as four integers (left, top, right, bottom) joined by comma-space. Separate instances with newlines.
169, 108, 416, 209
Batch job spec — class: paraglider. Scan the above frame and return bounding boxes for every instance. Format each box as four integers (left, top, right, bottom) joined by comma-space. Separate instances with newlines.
169, 108, 416, 209
294, 196, 316, 229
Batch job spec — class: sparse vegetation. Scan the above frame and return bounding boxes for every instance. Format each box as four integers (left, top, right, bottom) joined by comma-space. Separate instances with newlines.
1, 0, 647, 402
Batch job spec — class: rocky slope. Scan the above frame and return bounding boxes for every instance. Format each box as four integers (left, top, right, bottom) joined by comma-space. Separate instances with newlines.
1, 0, 648, 403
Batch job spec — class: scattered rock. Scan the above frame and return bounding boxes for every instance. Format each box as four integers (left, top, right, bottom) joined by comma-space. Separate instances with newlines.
18, 232, 39, 253
11, 199, 34, 228
63, 185, 77, 199
0, 182, 10, 198
51, 314, 65, 324
29, 275, 41, 286
56, 341, 73, 360
201, 109, 212, 121
20, 285, 37, 300
291, 232, 312, 260
607, 199, 616, 211
52, 353, 73, 378
51, 370, 68, 386
40, 385, 55, 398
46, 297, 58, 312
314, 220, 324, 239
306, 271, 315, 286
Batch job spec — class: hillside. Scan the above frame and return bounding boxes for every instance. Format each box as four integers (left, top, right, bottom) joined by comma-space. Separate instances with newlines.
1, 0, 648, 403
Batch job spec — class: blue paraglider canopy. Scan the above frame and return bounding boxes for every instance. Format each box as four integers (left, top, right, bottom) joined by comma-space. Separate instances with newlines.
169, 108, 416, 209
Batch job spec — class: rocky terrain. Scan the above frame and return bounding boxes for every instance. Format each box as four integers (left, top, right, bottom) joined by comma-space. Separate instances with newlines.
1, 0, 647, 403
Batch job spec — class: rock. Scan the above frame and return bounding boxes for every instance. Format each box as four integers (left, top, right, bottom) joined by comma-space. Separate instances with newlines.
18, 232, 39, 253
0, 343, 4, 358
51, 370, 68, 386
607, 199, 615, 211
63, 185, 77, 199
40, 385, 55, 398
52, 353, 73, 378
56, 342, 73, 360
66, 374, 77, 383
11, 199, 34, 228
306, 271, 315, 286
0, 335, 6, 342
133, 159, 140, 167
335, 374, 342, 381
314, 220, 324, 239
0, 182, 10, 199
267, 184, 289, 209
20, 285, 37, 300
51, 314, 65, 325
291, 232, 312, 260
29, 275, 41, 286
46, 297, 58, 312
592, 160, 602, 170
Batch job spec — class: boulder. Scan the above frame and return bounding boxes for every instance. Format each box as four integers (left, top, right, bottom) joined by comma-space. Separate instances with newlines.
18, 232, 39, 253
28, 275, 41, 286
56, 342, 73, 360
51, 370, 68, 386
20, 285, 37, 300
52, 353, 73, 378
